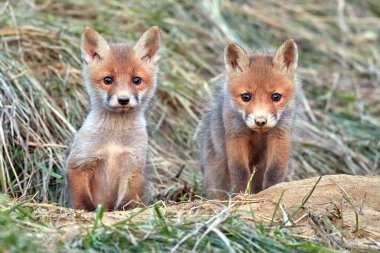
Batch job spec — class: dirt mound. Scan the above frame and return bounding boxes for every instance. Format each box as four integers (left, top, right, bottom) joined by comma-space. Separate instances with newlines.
33, 175, 379, 249
234, 174, 380, 248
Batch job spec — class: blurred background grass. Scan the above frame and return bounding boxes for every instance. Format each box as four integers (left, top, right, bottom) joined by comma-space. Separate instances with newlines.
0, 0, 379, 205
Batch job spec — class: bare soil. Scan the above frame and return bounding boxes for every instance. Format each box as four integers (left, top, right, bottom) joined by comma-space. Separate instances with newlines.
35, 174, 379, 249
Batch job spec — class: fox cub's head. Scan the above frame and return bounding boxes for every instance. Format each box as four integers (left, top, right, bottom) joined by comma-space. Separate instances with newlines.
224, 40, 298, 132
81, 26, 161, 112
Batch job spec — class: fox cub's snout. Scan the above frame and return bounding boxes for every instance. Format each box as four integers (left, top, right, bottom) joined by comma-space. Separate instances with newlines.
225, 40, 297, 132
81, 26, 161, 112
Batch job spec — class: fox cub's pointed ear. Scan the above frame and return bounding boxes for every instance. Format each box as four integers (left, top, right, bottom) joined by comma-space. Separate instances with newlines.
273, 39, 298, 75
224, 42, 249, 76
134, 26, 161, 64
81, 27, 110, 64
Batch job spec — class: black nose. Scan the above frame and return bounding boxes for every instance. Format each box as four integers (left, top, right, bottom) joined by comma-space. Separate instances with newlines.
255, 118, 267, 127
118, 96, 130, 105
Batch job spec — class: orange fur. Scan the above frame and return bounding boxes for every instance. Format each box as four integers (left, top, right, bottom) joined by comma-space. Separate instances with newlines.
198, 39, 299, 199
65, 27, 161, 211
67, 167, 96, 211
88, 48, 154, 95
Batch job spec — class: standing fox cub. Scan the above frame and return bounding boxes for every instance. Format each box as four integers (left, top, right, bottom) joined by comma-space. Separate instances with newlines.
65, 26, 161, 211
198, 39, 299, 199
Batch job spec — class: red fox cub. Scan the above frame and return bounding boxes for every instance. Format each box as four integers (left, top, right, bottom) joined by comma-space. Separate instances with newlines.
65, 26, 161, 211
197, 39, 299, 199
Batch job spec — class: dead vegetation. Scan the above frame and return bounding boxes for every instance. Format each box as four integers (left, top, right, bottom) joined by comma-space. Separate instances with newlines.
0, 0, 379, 251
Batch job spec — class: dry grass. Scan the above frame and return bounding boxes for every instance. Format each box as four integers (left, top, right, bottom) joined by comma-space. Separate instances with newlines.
1, 0, 379, 204
0, 0, 379, 251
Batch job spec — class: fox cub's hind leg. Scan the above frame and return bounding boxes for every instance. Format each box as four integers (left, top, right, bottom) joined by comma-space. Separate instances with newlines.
202, 154, 229, 200
263, 132, 291, 189
66, 168, 96, 211
200, 130, 230, 199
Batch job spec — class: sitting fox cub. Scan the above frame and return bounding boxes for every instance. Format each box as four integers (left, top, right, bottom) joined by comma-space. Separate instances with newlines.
198, 39, 299, 199
65, 26, 161, 211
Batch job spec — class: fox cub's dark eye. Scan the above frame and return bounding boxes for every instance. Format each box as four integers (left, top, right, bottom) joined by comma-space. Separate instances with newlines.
103, 76, 113, 85
272, 93, 282, 102
241, 93, 251, 102
132, 76, 141, 85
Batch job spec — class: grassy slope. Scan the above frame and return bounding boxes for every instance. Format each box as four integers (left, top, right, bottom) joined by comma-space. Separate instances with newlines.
0, 0, 379, 251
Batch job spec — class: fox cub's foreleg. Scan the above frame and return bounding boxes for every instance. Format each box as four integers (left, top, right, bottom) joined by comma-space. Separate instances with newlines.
115, 173, 144, 210
226, 135, 251, 194
225, 132, 290, 195
263, 132, 291, 189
